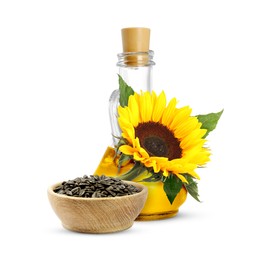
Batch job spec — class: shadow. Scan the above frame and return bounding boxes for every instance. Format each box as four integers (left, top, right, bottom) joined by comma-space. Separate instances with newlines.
134, 210, 205, 225
47, 223, 142, 236
47, 210, 205, 236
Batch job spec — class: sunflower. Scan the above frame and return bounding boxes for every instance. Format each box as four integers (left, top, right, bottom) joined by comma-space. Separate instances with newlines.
117, 91, 210, 183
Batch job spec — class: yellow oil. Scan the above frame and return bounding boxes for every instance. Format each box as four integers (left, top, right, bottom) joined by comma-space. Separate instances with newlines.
94, 146, 187, 220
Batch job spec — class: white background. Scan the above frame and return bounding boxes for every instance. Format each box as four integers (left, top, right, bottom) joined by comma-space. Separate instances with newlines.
0, 0, 259, 259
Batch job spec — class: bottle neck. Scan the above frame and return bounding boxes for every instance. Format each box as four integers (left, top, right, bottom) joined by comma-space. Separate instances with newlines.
117, 50, 155, 92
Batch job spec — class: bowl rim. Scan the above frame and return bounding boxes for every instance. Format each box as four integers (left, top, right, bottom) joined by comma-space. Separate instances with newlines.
48, 180, 148, 201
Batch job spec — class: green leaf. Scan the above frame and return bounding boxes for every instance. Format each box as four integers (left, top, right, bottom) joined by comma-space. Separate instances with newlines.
183, 174, 200, 202
196, 109, 223, 138
118, 74, 134, 107
141, 172, 162, 182
117, 162, 146, 181
163, 174, 183, 204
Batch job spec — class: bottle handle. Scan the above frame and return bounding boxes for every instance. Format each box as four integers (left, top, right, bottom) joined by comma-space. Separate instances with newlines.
109, 89, 121, 146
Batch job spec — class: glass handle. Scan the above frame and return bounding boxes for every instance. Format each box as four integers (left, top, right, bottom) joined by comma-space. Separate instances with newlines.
109, 89, 121, 146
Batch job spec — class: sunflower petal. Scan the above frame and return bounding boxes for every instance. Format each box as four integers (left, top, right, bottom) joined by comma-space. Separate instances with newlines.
186, 170, 201, 180
133, 152, 145, 161
152, 91, 166, 122
151, 91, 157, 110
169, 106, 192, 131
180, 129, 207, 150
161, 97, 177, 127
118, 117, 135, 143
119, 145, 135, 155
174, 117, 199, 139
140, 91, 152, 122
176, 173, 188, 183
118, 106, 130, 122
128, 95, 140, 127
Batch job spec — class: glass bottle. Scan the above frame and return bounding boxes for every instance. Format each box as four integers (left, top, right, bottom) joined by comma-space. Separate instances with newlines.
109, 28, 155, 145
95, 28, 154, 175
94, 28, 187, 220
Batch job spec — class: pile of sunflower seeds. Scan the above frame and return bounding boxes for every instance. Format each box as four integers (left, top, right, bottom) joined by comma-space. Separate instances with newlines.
53, 175, 141, 198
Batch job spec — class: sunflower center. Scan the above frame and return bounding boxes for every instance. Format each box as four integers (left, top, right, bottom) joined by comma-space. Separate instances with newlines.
135, 122, 182, 160
143, 137, 167, 157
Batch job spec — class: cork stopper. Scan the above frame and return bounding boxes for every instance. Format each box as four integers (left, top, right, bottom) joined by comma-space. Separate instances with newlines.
121, 27, 151, 66
121, 27, 150, 52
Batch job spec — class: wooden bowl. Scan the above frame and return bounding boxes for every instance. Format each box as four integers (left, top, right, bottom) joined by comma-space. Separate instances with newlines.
47, 181, 148, 233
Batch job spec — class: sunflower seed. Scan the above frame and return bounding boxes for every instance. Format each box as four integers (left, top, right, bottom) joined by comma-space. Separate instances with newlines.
53, 175, 141, 198
79, 189, 85, 197
79, 182, 87, 187
65, 190, 73, 196
71, 187, 80, 195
